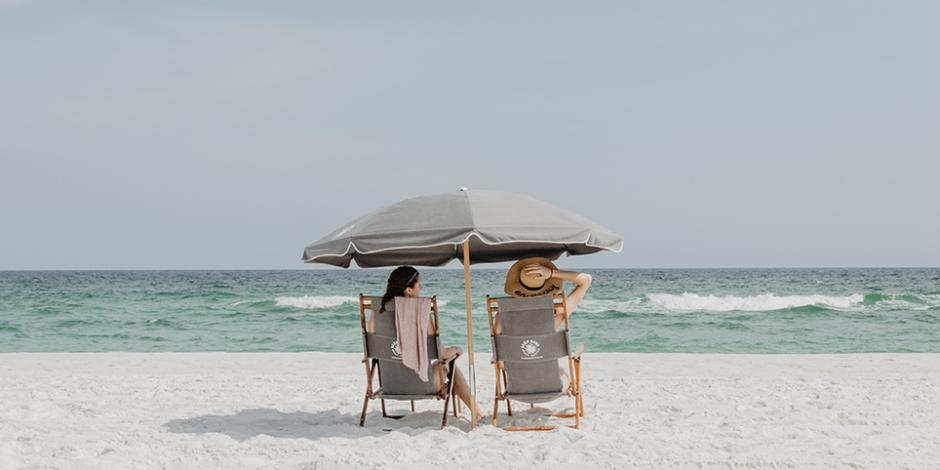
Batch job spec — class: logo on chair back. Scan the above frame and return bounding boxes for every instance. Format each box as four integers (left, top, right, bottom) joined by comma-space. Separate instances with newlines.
390, 340, 401, 358
521, 339, 542, 360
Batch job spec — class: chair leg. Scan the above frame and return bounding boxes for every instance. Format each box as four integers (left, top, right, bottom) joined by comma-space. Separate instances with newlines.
572, 358, 583, 427
574, 395, 580, 429
380, 402, 406, 420
492, 396, 500, 427
576, 359, 584, 417
360, 359, 376, 427
452, 391, 458, 417
441, 392, 451, 428
411, 400, 416, 412
501, 369, 512, 416
359, 394, 370, 427
441, 364, 458, 428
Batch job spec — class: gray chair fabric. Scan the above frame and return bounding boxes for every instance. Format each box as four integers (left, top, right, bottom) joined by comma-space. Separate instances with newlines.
493, 296, 567, 404
366, 296, 442, 398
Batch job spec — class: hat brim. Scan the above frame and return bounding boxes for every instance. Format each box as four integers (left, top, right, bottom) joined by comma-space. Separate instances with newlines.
504, 257, 564, 298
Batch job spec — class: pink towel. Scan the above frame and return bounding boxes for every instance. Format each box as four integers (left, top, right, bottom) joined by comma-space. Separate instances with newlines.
394, 296, 431, 382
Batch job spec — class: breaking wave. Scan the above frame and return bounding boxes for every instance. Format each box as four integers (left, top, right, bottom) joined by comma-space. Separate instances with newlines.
646, 293, 864, 312
274, 296, 358, 309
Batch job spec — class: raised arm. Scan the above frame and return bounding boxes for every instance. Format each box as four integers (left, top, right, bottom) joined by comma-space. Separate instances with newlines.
556, 270, 593, 313
521, 264, 593, 314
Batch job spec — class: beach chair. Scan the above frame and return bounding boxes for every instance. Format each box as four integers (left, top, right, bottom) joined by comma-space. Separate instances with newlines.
486, 293, 584, 431
358, 294, 461, 429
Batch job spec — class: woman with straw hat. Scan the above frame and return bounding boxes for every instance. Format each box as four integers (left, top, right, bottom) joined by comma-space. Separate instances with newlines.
503, 257, 593, 329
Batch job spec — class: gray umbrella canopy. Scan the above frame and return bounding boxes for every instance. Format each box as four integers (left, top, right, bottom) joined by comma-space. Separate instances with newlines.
302, 189, 623, 268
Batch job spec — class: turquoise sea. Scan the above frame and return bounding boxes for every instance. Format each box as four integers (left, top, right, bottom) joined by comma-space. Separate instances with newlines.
1, 269, 939, 353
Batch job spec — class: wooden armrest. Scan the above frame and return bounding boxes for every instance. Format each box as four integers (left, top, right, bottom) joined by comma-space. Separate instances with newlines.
572, 345, 584, 361
442, 352, 461, 365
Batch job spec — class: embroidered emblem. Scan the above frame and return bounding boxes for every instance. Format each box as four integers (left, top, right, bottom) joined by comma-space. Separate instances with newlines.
521, 339, 542, 359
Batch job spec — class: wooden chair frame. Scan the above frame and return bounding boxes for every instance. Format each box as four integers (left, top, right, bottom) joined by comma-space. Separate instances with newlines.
358, 294, 462, 429
487, 293, 584, 431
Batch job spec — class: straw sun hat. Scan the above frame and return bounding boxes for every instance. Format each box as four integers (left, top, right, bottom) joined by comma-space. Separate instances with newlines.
503, 257, 564, 298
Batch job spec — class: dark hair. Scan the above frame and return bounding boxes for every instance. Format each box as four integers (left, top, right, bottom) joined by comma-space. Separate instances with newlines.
379, 266, 419, 313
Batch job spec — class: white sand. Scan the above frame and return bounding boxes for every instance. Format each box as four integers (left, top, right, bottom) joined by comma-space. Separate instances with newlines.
2, 352, 939, 470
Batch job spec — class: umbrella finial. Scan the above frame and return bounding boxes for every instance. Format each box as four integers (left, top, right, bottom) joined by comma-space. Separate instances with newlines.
457, 187, 469, 192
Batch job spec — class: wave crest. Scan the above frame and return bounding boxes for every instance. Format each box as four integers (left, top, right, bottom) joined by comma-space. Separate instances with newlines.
646, 293, 865, 312
274, 296, 357, 309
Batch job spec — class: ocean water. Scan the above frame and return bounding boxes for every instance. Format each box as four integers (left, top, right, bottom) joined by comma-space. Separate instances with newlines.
1, 269, 938, 353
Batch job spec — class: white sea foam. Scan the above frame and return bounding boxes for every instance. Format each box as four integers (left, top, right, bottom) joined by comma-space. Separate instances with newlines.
646, 293, 865, 312
274, 296, 449, 310
577, 298, 647, 313
274, 296, 358, 309
874, 294, 940, 311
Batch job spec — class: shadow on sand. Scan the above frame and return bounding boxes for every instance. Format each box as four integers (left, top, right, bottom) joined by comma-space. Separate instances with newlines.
163, 407, 476, 441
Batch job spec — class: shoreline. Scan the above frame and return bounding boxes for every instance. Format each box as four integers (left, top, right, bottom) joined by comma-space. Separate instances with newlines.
3, 352, 939, 469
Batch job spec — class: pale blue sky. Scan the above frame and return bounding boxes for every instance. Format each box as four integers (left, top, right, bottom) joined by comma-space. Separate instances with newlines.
1, 1, 938, 269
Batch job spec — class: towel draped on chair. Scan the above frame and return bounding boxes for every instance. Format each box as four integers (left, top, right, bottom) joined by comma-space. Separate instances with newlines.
394, 296, 431, 381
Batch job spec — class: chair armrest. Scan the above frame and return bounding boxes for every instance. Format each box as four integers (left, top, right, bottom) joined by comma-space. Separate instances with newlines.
442, 351, 461, 366
437, 344, 463, 363
572, 345, 584, 361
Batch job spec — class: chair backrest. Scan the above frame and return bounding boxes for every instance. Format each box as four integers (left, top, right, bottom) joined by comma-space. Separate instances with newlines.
488, 295, 569, 397
360, 295, 441, 396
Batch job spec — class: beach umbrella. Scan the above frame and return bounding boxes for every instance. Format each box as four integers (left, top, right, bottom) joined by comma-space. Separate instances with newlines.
302, 188, 623, 427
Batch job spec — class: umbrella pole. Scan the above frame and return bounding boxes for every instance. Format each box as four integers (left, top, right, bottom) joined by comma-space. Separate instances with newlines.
462, 239, 477, 428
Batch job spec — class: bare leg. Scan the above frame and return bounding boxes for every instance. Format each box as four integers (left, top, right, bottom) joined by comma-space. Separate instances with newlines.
450, 367, 484, 418
440, 346, 484, 419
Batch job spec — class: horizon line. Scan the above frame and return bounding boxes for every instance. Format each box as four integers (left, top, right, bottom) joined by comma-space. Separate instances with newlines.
2, 266, 939, 272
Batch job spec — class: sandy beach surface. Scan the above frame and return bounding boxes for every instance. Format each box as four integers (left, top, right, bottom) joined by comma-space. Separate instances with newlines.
2, 352, 939, 469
